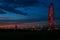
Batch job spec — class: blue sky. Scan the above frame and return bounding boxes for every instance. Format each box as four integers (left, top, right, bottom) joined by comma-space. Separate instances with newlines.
0, 0, 60, 22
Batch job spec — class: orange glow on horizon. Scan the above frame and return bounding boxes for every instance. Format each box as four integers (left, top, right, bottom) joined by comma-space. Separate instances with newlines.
0, 23, 41, 29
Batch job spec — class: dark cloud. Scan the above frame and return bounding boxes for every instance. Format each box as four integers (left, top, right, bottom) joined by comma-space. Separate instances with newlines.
14, 0, 39, 6
0, 0, 39, 15
1, 0, 39, 7
0, 10, 6, 14
0, 6, 27, 15
0, 0, 50, 7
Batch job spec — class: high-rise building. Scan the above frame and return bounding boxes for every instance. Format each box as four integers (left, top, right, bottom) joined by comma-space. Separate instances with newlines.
48, 3, 54, 29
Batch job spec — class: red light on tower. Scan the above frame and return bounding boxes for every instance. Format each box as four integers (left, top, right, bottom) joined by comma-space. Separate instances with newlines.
48, 3, 54, 29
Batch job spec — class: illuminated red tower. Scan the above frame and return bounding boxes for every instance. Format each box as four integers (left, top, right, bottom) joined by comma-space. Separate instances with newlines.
48, 3, 54, 29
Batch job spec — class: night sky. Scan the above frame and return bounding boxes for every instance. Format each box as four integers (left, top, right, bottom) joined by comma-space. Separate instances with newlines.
0, 0, 60, 22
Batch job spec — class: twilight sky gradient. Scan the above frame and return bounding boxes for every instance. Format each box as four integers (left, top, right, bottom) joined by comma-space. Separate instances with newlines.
0, 0, 60, 22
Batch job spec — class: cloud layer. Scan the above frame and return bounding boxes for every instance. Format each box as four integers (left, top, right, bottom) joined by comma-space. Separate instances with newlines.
0, 0, 60, 21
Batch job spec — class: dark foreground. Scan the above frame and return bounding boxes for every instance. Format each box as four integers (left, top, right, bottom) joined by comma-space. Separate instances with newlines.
0, 29, 60, 40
